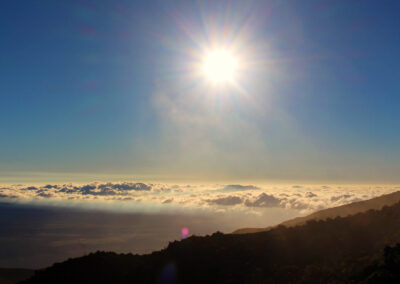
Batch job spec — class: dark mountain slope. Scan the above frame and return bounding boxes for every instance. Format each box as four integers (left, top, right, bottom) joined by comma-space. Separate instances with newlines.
234, 190, 400, 234
22, 201, 400, 283
359, 243, 400, 283
0, 268, 33, 284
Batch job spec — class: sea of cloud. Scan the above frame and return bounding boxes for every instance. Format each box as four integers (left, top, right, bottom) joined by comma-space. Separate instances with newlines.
1, 182, 399, 216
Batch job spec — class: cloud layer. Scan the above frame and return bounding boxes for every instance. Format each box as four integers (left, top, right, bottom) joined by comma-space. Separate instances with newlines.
1, 182, 399, 216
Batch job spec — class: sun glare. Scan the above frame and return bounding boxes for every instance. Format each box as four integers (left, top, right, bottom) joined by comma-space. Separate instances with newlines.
202, 49, 238, 84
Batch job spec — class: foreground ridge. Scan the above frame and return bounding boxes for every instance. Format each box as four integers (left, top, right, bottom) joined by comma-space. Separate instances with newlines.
22, 199, 400, 283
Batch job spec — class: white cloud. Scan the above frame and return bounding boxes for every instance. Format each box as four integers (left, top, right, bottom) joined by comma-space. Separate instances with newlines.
219, 185, 259, 192
207, 196, 243, 206
0, 182, 398, 216
244, 193, 281, 207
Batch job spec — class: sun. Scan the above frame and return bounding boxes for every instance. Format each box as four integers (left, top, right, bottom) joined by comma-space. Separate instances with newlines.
202, 49, 239, 84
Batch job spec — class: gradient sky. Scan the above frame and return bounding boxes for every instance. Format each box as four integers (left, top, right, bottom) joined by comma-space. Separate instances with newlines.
1, 0, 400, 183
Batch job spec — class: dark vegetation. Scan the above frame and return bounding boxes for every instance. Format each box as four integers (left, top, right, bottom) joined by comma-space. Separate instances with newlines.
21, 202, 400, 283
357, 243, 400, 283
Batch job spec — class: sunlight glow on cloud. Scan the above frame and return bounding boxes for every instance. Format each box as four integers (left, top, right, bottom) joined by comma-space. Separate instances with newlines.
1, 182, 398, 216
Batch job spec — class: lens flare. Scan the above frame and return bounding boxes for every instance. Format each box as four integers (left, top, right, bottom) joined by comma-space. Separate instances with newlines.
181, 227, 189, 239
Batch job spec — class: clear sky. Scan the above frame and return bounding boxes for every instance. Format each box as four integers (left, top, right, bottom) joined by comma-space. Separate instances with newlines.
1, 0, 400, 183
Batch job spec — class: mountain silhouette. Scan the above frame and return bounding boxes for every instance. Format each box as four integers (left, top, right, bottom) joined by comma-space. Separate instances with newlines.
233, 190, 400, 234
21, 196, 400, 283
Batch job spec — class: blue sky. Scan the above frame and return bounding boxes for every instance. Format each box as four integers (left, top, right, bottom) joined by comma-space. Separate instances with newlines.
1, 0, 400, 183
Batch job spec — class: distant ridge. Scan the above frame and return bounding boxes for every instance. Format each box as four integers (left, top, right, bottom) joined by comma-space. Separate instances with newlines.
233, 190, 400, 234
